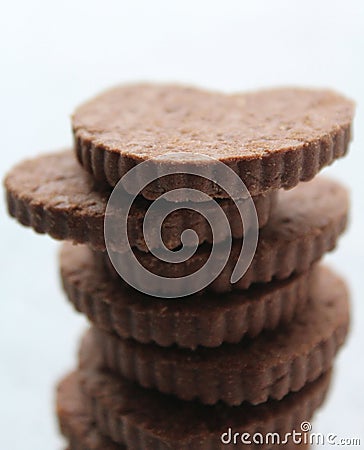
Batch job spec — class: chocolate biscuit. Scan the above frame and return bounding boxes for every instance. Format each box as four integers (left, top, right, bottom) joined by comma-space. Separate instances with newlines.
4, 151, 275, 251
57, 371, 123, 450
73, 84, 354, 197
58, 370, 315, 450
79, 265, 349, 406
97, 177, 349, 292
60, 243, 314, 349
74, 333, 331, 449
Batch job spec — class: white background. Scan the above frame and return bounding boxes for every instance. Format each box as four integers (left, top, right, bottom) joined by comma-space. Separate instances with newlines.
1, 1, 364, 448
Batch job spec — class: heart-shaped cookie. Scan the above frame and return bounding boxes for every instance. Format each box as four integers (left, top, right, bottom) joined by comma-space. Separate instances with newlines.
73, 84, 354, 198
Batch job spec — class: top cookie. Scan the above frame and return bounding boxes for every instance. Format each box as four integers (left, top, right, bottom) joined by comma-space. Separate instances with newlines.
73, 84, 354, 197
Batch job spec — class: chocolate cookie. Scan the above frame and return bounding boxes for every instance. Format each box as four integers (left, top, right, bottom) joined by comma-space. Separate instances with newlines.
79, 265, 349, 406
73, 84, 354, 197
4, 151, 276, 251
60, 243, 314, 349
58, 370, 316, 450
97, 176, 349, 293
57, 371, 123, 450
73, 333, 331, 449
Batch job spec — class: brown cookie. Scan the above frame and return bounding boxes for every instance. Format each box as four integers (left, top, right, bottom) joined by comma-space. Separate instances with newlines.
4, 151, 276, 251
73, 84, 354, 197
79, 265, 349, 406
58, 370, 315, 450
57, 371, 123, 450
75, 333, 330, 449
60, 243, 314, 349
96, 176, 349, 293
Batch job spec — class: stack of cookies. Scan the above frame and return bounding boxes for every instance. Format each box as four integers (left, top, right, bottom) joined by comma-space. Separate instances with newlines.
4, 84, 354, 449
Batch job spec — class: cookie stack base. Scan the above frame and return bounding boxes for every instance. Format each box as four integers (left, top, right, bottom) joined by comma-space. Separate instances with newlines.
57, 368, 327, 450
